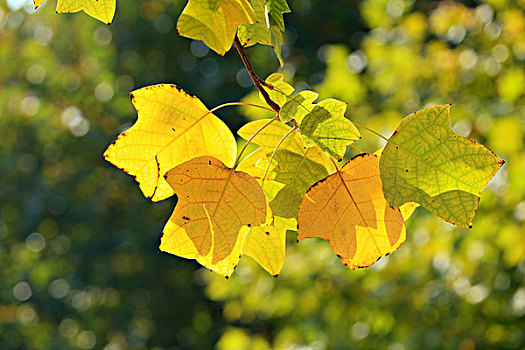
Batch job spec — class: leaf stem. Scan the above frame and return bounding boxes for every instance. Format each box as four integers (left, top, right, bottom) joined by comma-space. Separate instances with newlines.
209, 101, 275, 114
261, 124, 298, 186
234, 115, 280, 169
234, 35, 281, 112
352, 122, 390, 142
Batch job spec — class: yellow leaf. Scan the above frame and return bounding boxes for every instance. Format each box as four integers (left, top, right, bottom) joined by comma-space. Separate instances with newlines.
35, 0, 117, 24
177, 0, 257, 55
34, 0, 46, 8
104, 84, 237, 202
160, 156, 267, 277
297, 153, 406, 269
241, 212, 295, 277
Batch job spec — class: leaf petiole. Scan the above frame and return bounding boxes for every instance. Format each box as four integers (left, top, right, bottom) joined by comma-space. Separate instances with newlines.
261, 124, 299, 187
234, 115, 280, 169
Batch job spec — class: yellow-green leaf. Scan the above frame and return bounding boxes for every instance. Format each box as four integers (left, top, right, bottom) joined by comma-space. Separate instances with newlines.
300, 99, 361, 160
35, 0, 116, 24
259, 73, 294, 107
241, 213, 295, 276
238, 0, 290, 66
177, 0, 257, 55
103, 84, 237, 202
279, 90, 319, 123
298, 154, 406, 269
380, 105, 504, 227
160, 156, 267, 277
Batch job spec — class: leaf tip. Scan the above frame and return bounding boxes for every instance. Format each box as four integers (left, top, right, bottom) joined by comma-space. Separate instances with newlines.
273, 274, 279, 278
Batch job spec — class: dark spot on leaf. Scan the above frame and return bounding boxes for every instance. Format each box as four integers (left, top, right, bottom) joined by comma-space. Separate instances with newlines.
182, 216, 190, 221
247, 224, 251, 227
208, 160, 212, 165
265, 231, 270, 236
273, 274, 279, 278
405, 169, 408, 172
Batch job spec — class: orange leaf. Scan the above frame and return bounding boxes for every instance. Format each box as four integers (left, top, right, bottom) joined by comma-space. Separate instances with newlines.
160, 156, 267, 277
297, 153, 406, 269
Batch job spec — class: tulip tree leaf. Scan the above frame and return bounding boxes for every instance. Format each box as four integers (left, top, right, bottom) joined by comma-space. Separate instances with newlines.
241, 212, 295, 277
380, 104, 504, 227
103, 84, 237, 202
34, 0, 116, 24
238, 119, 331, 218
259, 73, 294, 108
298, 154, 406, 269
238, 0, 291, 66
177, 0, 257, 55
160, 156, 267, 277
280, 92, 361, 160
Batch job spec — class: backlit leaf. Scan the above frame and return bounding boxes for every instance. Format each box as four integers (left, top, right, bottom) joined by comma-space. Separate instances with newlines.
380, 105, 504, 227
241, 212, 295, 276
34, 0, 116, 24
160, 156, 267, 277
238, 0, 291, 66
259, 73, 294, 107
279, 90, 319, 123
103, 84, 237, 202
298, 153, 406, 269
279, 91, 360, 160
238, 119, 331, 217
177, 0, 257, 55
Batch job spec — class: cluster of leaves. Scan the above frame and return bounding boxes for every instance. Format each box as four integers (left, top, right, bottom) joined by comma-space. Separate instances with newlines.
33, 0, 503, 278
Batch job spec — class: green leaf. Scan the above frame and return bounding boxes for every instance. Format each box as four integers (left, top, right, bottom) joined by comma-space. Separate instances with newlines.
279, 90, 319, 123
259, 73, 294, 107
298, 98, 360, 161
177, 0, 257, 55
379, 104, 504, 227
238, 0, 291, 66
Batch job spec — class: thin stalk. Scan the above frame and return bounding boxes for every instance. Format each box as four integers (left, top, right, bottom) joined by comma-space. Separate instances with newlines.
261, 125, 298, 186
233, 35, 281, 112
352, 121, 390, 142
234, 115, 280, 168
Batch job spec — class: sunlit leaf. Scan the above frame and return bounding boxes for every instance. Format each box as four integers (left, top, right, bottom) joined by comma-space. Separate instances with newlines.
160, 156, 266, 277
241, 212, 295, 276
238, 0, 290, 66
279, 90, 319, 123
259, 73, 294, 107
103, 84, 237, 202
292, 96, 360, 160
298, 153, 406, 269
35, 0, 116, 24
380, 105, 504, 227
177, 0, 257, 55
238, 119, 331, 217
34, 0, 46, 7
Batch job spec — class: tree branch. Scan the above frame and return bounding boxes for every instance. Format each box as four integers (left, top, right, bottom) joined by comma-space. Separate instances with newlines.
233, 35, 280, 112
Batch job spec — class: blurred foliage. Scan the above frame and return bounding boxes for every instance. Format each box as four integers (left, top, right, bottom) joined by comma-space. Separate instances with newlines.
0, 0, 524, 349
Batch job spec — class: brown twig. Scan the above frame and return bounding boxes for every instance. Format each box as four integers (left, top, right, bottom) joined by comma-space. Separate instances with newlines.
234, 35, 280, 112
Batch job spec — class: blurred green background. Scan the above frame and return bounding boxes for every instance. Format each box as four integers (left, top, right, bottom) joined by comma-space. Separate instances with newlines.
1, 0, 524, 349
